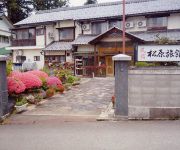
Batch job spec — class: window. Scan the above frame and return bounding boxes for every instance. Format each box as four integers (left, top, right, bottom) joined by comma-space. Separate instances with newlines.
46, 56, 65, 63
16, 28, 35, 40
36, 28, 44, 36
147, 17, 167, 28
34, 56, 40, 61
92, 22, 107, 35
109, 20, 121, 29
0, 36, 9, 43
59, 28, 74, 41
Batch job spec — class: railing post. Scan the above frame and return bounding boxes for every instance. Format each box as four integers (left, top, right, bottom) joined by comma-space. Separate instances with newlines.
0, 55, 8, 120
112, 54, 131, 117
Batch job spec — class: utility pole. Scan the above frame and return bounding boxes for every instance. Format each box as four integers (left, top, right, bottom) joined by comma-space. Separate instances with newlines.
122, 0, 126, 54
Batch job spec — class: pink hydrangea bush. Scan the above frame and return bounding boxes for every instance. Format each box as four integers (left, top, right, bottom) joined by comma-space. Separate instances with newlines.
47, 76, 62, 88
7, 77, 26, 94
10, 71, 42, 89
9, 71, 22, 78
28, 70, 49, 79
19, 72, 42, 89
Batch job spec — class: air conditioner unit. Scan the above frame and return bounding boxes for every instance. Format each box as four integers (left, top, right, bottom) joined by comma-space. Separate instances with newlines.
125, 22, 134, 29
82, 24, 91, 31
137, 20, 147, 28
48, 32, 54, 38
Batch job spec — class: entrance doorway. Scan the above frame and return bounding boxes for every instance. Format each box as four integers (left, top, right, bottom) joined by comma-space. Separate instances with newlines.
105, 56, 114, 76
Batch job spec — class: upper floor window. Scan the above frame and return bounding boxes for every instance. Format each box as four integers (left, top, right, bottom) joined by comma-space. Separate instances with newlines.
0, 36, 9, 43
109, 20, 121, 29
59, 28, 74, 41
16, 28, 35, 40
92, 22, 107, 35
36, 28, 44, 36
147, 17, 167, 29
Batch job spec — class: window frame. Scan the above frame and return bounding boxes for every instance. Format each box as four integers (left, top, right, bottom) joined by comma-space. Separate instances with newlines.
147, 16, 168, 30
16, 28, 36, 40
34, 56, 40, 61
91, 21, 108, 35
59, 27, 75, 41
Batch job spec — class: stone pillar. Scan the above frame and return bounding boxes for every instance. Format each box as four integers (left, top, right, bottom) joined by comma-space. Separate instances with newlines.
112, 54, 131, 117
0, 55, 8, 119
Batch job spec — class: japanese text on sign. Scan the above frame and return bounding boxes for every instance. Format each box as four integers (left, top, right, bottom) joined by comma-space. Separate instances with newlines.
138, 45, 180, 62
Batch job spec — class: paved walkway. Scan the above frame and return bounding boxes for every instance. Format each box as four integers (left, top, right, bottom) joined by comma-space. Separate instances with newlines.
7, 78, 114, 123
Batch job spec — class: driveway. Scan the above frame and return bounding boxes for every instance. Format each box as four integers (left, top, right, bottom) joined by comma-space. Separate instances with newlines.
7, 77, 114, 124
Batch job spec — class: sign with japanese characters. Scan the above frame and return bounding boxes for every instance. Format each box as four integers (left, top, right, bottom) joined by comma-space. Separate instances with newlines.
138, 45, 180, 62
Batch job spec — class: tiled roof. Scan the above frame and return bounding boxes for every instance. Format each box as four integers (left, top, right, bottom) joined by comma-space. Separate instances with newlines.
15, 0, 180, 25
43, 42, 73, 51
72, 35, 97, 45
133, 30, 180, 42
73, 30, 180, 45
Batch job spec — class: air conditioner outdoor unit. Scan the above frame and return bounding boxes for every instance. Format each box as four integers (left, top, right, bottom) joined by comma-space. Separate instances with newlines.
125, 22, 134, 29
49, 32, 54, 38
82, 24, 91, 31
137, 20, 147, 28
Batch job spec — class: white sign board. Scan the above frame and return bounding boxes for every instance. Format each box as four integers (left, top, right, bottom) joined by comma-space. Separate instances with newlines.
138, 45, 180, 62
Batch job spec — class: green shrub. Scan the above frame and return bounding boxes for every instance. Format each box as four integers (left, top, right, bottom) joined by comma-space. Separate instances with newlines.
135, 62, 156, 67
67, 75, 76, 84
16, 97, 27, 106
41, 66, 50, 76
6, 61, 12, 76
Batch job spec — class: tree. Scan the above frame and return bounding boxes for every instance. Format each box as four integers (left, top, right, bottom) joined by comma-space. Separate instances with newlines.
0, 0, 32, 24
84, 0, 97, 5
32, 0, 69, 11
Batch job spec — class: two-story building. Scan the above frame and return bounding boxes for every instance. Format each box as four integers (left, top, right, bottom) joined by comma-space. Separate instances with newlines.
0, 13, 13, 56
7, 0, 180, 76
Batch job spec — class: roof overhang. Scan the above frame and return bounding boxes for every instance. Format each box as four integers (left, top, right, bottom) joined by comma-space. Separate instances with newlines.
89, 27, 145, 44
6, 46, 45, 50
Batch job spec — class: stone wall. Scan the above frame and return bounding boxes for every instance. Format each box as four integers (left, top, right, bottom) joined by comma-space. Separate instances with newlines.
128, 67, 180, 119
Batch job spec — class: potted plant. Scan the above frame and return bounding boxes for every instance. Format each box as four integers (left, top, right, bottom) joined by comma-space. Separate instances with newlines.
15, 97, 28, 113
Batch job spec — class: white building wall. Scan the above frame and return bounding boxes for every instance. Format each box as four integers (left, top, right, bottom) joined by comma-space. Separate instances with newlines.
77, 45, 94, 52
46, 25, 55, 45
13, 49, 44, 69
168, 13, 180, 29
75, 22, 82, 38
36, 35, 45, 47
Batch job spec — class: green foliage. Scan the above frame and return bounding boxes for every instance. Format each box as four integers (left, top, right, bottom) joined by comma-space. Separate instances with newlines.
41, 66, 51, 76
135, 62, 156, 67
84, 0, 97, 5
32, 0, 69, 11
0, 0, 33, 23
6, 61, 12, 76
155, 36, 177, 45
16, 97, 27, 106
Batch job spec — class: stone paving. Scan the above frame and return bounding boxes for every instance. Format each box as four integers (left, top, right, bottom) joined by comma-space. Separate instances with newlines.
10, 77, 114, 122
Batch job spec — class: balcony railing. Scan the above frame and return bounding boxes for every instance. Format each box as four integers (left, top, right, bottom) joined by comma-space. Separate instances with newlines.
12, 39, 36, 46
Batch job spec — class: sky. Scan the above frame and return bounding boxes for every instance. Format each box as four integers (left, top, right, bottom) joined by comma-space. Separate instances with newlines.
69, 0, 119, 6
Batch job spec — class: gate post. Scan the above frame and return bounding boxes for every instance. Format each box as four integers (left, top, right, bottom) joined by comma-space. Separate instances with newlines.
112, 54, 131, 117
0, 55, 8, 120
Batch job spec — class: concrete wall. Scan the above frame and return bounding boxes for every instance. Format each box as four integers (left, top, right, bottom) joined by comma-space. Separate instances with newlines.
128, 67, 180, 119
13, 49, 44, 69
168, 13, 180, 29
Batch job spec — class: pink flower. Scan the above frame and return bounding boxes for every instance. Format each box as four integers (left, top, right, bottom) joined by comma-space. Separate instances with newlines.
47, 77, 62, 87
7, 77, 26, 94
10, 71, 42, 89
19, 72, 42, 89
28, 70, 48, 79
